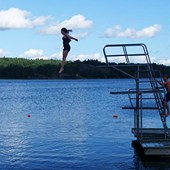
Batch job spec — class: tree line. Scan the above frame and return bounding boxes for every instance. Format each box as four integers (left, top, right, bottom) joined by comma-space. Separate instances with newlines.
0, 57, 169, 79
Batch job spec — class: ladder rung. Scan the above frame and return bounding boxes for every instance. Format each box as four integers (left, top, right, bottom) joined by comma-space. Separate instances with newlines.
106, 53, 147, 57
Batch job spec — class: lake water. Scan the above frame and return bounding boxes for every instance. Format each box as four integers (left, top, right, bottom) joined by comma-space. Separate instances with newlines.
0, 79, 170, 170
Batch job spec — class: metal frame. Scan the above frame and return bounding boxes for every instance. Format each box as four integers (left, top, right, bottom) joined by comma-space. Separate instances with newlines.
103, 43, 168, 141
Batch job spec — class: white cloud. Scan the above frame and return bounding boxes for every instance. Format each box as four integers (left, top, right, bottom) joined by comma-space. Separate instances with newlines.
19, 49, 47, 59
0, 8, 49, 30
49, 52, 62, 60
76, 32, 89, 38
0, 48, 8, 57
104, 24, 161, 39
41, 14, 93, 35
70, 53, 105, 62
19, 48, 105, 62
19, 49, 63, 60
158, 59, 170, 65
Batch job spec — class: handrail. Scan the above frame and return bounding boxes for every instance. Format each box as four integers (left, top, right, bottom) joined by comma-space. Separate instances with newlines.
103, 43, 150, 65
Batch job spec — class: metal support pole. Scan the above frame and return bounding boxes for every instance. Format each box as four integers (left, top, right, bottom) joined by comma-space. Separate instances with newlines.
136, 65, 140, 140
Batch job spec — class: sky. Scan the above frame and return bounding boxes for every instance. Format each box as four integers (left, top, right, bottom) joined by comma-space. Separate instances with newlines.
0, 0, 170, 65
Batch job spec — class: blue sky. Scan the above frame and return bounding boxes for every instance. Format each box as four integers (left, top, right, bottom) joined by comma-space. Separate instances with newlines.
0, 0, 170, 65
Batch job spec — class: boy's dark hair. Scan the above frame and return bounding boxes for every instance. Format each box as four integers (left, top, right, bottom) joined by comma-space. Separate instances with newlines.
61, 27, 72, 34
163, 74, 169, 79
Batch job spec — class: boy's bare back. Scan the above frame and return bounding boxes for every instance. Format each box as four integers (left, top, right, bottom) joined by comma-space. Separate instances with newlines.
163, 75, 170, 92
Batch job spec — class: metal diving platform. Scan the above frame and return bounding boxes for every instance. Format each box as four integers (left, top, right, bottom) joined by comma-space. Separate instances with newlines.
103, 43, 170, 159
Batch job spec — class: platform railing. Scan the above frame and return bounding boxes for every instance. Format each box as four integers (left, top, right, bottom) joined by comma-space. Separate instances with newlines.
103, 43, 169, 140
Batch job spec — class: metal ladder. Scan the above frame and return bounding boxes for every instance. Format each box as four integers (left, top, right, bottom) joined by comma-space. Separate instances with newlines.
103, 43, 169, 136
147, 64, 169, 135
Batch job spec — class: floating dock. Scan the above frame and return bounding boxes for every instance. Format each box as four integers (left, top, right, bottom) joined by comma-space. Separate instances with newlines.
132, 128, 170, 159
103, 43, 170, 159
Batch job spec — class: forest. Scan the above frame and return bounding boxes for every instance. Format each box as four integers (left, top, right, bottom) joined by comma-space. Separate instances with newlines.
0, 57, 170, 79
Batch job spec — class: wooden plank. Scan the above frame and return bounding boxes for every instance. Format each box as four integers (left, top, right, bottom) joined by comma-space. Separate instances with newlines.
132, 140, 170, 157
145, 148, 170, 156
142, 141, 170, 148
132, 128, 170, 141
132, 128, 170, 134
142, 142, 170, 155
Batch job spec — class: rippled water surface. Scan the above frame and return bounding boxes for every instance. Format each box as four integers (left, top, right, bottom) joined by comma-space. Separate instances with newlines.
0, 79, 170, 170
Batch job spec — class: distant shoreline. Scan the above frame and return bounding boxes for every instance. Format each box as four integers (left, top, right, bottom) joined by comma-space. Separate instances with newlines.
0, 57, 170, 79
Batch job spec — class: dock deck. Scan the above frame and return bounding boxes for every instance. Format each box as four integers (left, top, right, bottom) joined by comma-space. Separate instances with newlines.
132, 128, 170, 158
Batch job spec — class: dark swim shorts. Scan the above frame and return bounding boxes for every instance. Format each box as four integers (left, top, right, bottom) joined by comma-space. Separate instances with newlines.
166, 92, 170, 102
63, 43, 71, 51
63, 37, 71, 51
